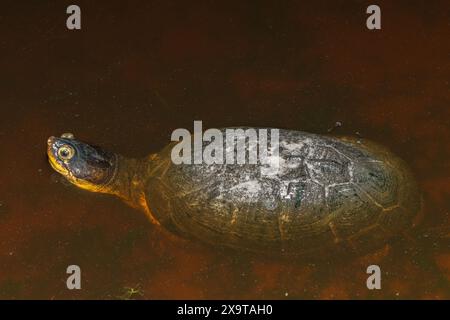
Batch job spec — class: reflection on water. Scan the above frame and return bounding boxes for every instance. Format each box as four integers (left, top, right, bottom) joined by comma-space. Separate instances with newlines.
0, 1, 448, 299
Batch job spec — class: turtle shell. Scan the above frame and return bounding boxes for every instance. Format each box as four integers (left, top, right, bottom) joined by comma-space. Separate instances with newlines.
145, 129, 421, 256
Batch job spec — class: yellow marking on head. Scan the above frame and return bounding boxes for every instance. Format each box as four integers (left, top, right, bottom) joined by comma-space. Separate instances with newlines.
48, 153, 109, 193
48, 153, 68, 176
72, 178, 110, 193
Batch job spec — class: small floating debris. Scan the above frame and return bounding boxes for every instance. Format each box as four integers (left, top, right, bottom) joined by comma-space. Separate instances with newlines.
327, 121, 342, 133
117, 284, 144, 300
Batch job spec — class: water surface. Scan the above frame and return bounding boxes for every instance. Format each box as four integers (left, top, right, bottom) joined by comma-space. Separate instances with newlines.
0, 0, 448, 299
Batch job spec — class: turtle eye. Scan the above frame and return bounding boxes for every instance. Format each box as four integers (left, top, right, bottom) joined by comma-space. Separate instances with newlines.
58, 145, 75, 160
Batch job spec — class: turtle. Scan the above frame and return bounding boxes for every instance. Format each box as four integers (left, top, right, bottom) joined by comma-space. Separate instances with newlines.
46, 128, 440, 257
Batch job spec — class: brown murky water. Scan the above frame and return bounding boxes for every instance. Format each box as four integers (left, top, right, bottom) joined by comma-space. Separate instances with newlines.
0, 0, 449, 299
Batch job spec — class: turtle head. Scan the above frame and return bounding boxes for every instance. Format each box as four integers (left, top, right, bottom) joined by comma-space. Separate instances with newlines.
47, 133, 118, 193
